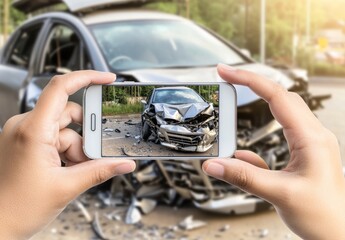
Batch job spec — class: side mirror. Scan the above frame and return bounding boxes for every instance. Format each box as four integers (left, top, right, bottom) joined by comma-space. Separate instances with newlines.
141, 99, 147, 105
240, 49, 252, 59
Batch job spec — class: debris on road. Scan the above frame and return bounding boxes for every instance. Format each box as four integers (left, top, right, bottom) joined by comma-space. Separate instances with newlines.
125, 120, 139, 125
125, 204, 142, 224
178, 215, 207, 231
74, 200, 93, 223
259, 228, 269, 238
134, 198, 157, 214
219, 224, 230, 232
103, 128, 114, 132
92, 211, 108, 240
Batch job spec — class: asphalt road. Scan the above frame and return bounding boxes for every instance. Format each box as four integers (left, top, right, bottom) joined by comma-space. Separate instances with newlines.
34, 76, 345, 240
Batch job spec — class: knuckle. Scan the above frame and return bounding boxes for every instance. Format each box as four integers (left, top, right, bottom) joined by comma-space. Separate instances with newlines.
13, 121, 32, 143
49, 75, 64, 88
3, 115, 21, 130
231, 166, 253, 190
67, 101, 82, 115
50, 75, 62, 83
93, 167, 111, 186
269, 83, 288, 101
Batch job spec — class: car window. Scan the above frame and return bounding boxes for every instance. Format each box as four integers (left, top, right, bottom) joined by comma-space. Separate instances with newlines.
90, 20, 247, 71
153, 89, 205, 104
41, 24, 92, 74
8, 24, 42, 69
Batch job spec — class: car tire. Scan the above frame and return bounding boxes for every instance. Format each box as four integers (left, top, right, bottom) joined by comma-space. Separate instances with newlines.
142, 121, 151, 141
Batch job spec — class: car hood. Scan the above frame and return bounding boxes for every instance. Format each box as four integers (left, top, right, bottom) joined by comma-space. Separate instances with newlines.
152, 102, 211, 122
121, 63, 295, 107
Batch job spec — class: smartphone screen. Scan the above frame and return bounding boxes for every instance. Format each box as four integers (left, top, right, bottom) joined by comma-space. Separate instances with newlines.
101, 85, 220, 157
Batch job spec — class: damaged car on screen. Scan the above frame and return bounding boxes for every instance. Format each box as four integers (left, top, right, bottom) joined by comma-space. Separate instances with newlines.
141, 87, 218, 152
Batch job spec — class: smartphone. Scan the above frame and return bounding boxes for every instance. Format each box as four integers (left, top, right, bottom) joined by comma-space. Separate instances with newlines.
83, 82, 236, 160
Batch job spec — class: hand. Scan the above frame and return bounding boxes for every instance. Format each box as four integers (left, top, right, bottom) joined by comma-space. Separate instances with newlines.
0, 71, 136, 239
203, 64, 345, 239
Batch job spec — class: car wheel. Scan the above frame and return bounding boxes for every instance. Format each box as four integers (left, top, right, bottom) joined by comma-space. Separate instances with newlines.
141, 121, 151, 141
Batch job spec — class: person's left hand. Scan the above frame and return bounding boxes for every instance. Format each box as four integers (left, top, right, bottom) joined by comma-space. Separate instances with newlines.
0, 71, 136, 239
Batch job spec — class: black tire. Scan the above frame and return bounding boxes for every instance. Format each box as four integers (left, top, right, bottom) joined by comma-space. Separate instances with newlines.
141, 121, 151, 141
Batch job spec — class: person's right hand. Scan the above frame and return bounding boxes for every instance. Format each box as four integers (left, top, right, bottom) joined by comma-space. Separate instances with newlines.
203, 64, 345, 240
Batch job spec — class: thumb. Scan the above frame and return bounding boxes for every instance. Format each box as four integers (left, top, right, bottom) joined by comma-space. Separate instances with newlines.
202, 158, 284, 204
62, 159, 136, 198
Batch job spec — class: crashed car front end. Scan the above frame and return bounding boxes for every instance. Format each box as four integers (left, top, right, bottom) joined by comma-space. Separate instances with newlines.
158, 124, 217, 152
143, 102, 218, 153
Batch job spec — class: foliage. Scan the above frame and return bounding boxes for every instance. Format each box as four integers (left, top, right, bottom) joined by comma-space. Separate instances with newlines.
311, 62, 345, 77
102, 102, 142, 116
0, 2, 26, 33
3, 0, 345, 73
102, 84, 219, 116
147, 0, 345, 64
102, 85, 219, 102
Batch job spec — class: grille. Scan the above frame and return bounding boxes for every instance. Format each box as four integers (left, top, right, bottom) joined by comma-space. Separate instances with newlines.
166, 133, 202, 146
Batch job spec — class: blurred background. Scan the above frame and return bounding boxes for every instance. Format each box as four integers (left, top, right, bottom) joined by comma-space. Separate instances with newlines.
0, 0, 344, 239
1, 0, 345, 74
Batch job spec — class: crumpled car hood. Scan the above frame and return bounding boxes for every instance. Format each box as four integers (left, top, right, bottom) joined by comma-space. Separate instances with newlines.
152, 102, 210, 122
120, 63, 295, 107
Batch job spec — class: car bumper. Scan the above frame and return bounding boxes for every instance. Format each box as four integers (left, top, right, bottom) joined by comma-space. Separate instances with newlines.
157, 124, 217, 152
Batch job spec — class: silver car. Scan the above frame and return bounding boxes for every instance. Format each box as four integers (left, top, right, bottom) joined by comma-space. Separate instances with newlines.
0, 0, 326, 214
141, 86, 218, 152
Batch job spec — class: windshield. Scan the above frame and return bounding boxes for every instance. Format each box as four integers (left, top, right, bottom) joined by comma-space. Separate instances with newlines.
152, 88, 205, 104
89, 20, 247, 71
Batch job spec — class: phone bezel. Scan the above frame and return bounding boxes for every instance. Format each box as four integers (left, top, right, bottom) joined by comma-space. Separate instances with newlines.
83, 82, 237, 160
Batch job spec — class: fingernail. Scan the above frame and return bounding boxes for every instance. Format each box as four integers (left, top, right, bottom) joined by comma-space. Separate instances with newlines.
218, 63, 237, 72
204, 162, 225, 178
114, 162, 135, 175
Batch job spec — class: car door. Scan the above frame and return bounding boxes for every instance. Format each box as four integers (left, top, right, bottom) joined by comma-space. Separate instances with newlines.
0, 22, 44, 129
23, 20, 93, 113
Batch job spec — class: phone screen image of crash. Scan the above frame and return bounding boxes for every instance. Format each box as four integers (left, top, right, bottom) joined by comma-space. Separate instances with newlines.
101, 85, 219, 157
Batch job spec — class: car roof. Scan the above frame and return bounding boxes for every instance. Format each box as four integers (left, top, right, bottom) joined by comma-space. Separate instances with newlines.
12, 0, 161, 13
155, 87, 192, 91
82, 9, 186, 25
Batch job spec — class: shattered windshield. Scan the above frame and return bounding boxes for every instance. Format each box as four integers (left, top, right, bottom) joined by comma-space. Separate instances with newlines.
152, 89, 205, 104
89, 20, 247, 71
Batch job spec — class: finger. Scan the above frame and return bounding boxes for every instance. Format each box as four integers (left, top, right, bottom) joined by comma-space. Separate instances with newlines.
217, 64, 322, 133
234, 150, 269, 169
59, 102, 83, 130
62, 159, 136, 198
58, 128, 89, 164
2, 112, 30, 133
202, 158, 285, 203
34, 71, 115, 124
